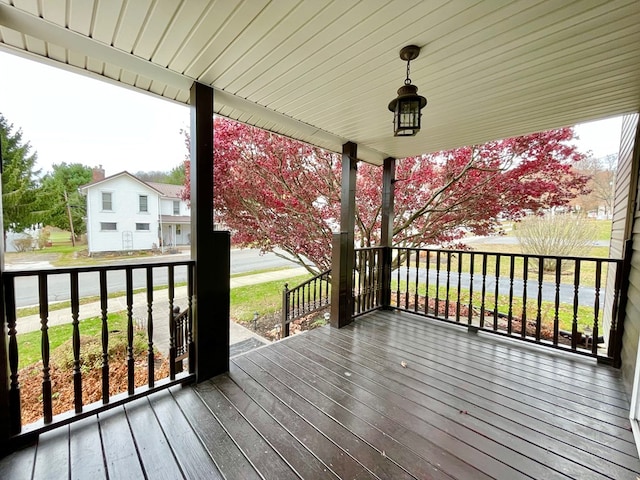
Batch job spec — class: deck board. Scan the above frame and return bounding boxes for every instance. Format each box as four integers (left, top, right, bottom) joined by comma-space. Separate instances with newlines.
210, 374, 340, 479
326, 318, 637, 451
125, 397, 185, 480
172, 385, 262, 480
306, 320, 635, 479
0, 445, 35, 480
69, 416, 107, 479
148, 389, 222, 479
227, 360, 374, 479
98, 406, 145, 479
3, 309, 640, 479
275, 330, 562, 479
32, 424, 69, 480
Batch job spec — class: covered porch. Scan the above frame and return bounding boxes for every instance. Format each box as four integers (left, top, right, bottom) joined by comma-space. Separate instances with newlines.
2, 309, 638, 479
1, 1, 640, 478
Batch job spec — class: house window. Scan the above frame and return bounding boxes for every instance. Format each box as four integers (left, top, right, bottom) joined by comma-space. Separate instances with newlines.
173, 200, 180, 215
139, 195, 148, 213
176, 225, 181, 235
100, 222, 117, 231
102, 192, 112, 211
136, 223, 150, 231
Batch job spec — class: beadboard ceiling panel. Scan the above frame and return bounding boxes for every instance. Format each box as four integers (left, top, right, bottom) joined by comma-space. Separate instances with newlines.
0, 0, 639, 165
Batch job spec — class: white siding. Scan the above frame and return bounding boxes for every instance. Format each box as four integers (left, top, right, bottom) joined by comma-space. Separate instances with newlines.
85, 175, 160, 253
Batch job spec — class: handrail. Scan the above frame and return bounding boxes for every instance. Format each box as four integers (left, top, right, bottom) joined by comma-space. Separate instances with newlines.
389, 247, 623, 362
280, 245, 623, 364
2, 260, 196, 443
281, 269, 331, 337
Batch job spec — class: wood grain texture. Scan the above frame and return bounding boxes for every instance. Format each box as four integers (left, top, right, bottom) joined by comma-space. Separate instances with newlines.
3, 309, 639, 480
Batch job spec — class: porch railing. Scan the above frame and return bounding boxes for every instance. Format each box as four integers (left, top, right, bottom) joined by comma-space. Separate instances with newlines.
281, 269, 331, 337
389, 247, 623, 363
2, 260, 195, 443
281, 246, 624, 364
353, 247, 385, 316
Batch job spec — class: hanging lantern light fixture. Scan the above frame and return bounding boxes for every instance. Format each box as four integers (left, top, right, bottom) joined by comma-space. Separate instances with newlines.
388, 45, 427, 137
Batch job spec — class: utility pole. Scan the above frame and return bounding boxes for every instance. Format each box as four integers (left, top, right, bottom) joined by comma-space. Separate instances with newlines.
64, 189, 76, 247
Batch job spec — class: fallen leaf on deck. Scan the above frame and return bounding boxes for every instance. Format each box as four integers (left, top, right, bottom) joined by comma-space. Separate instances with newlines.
400, 361, 408, 368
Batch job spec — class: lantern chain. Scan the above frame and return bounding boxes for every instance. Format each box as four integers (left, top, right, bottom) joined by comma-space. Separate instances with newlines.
405, 59, 412, 85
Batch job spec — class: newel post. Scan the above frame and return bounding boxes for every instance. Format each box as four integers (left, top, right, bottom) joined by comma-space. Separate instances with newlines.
330, 142, 358, 328
190, 82, 230, 381
380, 157, 396, 309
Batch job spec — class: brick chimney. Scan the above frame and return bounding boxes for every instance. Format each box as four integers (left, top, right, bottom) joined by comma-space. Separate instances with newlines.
92, 165, 105, 182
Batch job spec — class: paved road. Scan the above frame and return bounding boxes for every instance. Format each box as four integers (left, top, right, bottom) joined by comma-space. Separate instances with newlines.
8, 248, 298, 307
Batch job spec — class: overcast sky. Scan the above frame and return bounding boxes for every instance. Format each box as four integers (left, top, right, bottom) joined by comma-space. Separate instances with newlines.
0, 50, 624, 178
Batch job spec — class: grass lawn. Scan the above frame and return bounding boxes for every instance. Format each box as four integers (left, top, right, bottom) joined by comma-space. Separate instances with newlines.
231, 273, 311, 324
17, 313, 127, 369
391, 281, 601, 333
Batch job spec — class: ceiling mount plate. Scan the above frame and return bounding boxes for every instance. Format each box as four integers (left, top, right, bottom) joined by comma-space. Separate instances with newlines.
399, 45, 421, 61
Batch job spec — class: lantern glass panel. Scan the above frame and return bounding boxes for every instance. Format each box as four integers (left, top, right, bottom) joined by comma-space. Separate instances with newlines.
394, 98, 421, 136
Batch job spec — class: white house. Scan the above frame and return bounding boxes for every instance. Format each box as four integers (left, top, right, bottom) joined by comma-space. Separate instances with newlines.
79, 168, 190, 254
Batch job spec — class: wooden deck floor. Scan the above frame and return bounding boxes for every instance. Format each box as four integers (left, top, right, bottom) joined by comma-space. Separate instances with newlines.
2, 310, 640, 479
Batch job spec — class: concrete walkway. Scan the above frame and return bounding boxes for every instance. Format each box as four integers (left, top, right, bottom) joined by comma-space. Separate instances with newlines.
16, 267, 308, 355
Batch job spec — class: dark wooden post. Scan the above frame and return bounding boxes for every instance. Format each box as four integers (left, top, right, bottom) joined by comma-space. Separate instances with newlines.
330, 142, 358, 328
380, 157, 396, 309
190, 82, 230, 381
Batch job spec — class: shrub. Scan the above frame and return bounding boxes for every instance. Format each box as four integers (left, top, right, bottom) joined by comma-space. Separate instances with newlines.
12, 235, 34, 252
515, 214, 598, 271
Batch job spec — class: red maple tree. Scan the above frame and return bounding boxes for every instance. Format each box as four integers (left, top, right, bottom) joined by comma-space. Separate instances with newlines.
182, 119, 589, 274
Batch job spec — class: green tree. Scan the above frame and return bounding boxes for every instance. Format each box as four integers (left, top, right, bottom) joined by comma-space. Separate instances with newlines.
134, 165, 185, 185
39, 163, 93, 242
0, 114, 40, 237
166, 164, 185, 185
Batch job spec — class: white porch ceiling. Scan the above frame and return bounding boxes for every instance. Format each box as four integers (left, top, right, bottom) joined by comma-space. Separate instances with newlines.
0, 0, 638, 165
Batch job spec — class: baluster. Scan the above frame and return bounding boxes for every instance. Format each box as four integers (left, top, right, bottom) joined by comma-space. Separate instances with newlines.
572, 260, 581, 351
146, 267, 155, 387
354, 251, 360, 314
425, 249, 431, 315
521, 255, 528, 339
188, 264, 195, 374
99, 270, 109, 404
456, 252, 462, 322
395, 249, 401, 307
414, 248, 420, 312
508, 255, 515, 335
479, 253, 487, 328
126, 268, 134, 394
536, 257, 544, 341
70, 271, 82, 413
281, 283, 290, 338
364, 249, 370, 310
493, 255, 500, 331
468, 252, 475, 326
5, 279, 21, 434
435, 251, 441, 317
554, 259, 561, 346
313, 278, 318, 311
370, 249, 376, 310
592, 260, 602, 355
404, 249, 410, 310
445, 252, 451, 320
303, 284, 307, 315
39, 274, 52, 423
168, 265, 176, 380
